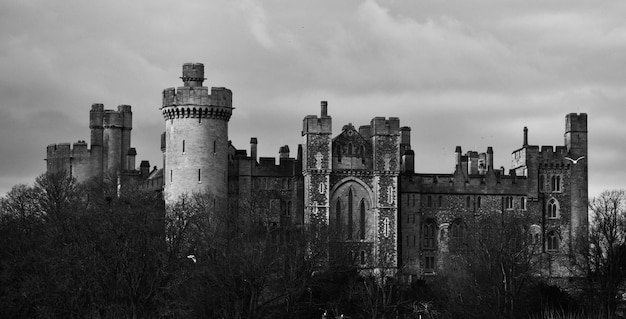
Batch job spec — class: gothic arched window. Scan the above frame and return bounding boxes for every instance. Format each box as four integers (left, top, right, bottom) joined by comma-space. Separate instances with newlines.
359, 199, 366, 240
547, 231, 559, 252
423, 219, 436, 250
336, 200, 342, 234
547, 198, 559, 219
348, 188, 353, 240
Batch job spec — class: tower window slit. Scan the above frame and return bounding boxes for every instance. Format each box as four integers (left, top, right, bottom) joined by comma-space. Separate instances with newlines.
182, 140, 185, 153
198, 169, 201, 183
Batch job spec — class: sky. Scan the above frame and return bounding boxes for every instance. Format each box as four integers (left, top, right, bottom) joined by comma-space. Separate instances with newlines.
0, 0, 624, 198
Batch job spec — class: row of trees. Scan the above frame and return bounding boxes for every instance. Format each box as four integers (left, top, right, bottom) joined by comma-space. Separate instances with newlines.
1, 172, 626, 318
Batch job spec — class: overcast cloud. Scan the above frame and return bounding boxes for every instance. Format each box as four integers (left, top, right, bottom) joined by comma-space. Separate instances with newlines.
0, 0, 624, 197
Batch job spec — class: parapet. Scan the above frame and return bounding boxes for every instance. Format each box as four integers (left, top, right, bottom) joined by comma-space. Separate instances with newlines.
370, 117, 400, 136
161, 86, 232, 108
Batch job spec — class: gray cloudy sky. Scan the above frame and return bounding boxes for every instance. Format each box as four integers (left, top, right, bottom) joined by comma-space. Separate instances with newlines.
0, 0, 624, 197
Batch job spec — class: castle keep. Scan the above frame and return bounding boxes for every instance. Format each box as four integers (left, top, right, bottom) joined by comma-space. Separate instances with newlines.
46, 63, 588, 279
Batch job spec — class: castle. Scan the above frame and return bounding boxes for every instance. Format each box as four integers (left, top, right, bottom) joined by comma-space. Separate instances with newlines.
47, 63, 588, 280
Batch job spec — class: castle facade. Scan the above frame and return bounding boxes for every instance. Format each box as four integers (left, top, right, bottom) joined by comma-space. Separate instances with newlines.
47, 63, 588, 280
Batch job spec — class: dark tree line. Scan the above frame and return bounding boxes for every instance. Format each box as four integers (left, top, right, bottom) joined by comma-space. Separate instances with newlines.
1, 172, 625, 318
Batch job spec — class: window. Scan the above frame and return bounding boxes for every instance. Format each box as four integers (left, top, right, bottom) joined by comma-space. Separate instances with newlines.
451, 219, 465, 242
547, 198, 559, 219
424, 255, 435, 273
360, 200, 366, 240
287, 201, 292, 216
427, 195, 432, 208
521, 197, 527, 210
360, 145, 366, 164
348, 143, 353, 155
504, 196, 513, 209
438, 196, 443, 207
336, 201, 342, 233
336, 144, 342, 163
360, 251, 366, 264
170, 170, 173, 183
466, 196, 471, 208
182, 140, 186, 153
423, 220, 436, 249
477, 196, 482, 209
539, 175, 545, 192
213, 140, 216, 154
547, 232, 559, 252
348, 189, 353, 240
198, 169, 201, 183
551, 175, 561, 192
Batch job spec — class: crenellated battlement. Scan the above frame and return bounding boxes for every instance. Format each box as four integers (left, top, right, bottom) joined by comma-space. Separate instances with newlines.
161, 86, 233, 120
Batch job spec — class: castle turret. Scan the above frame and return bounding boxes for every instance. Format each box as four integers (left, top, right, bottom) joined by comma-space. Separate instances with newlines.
90, 103, 104, 178
565, 113, 588, 247
161, 63, 233, 206
302, 101, 333, 227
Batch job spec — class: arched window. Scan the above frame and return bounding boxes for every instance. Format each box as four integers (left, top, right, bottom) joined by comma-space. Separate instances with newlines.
547, 198, 559, 219
451, 219, 465, 242
423, 219, 436, 250
348, 188, 353, 240
547, 231, 559, 252
359, 199, 366, 240
477, 196, 482, 208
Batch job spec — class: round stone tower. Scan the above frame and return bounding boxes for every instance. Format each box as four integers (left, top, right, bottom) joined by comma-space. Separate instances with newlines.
161, 63, 233, 206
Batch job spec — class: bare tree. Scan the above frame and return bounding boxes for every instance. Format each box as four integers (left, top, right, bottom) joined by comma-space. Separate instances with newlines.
587, 189, 626, 316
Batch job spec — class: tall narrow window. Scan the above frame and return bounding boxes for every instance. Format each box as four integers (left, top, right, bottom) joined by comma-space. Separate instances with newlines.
551, 175, 561, 192
170, 170, 173, 183
213, 140, 216, 154
540, 175, 545, 192
198, 169, 201, 183
466, 196, 471, 208
336, 144, 342, 163
477, 196, 482, 208
182, 140, 185, 153
521, 197, 527, 210
360, 145, 366, 164
423, 219, 436, 249
424, 255, 435, 273
336, 201, 342, 233
438, 196, 443, 207
287, 201, 292, 216
360, 200, 366, 240
348, 189, 353, 240
427, 196, 432, 207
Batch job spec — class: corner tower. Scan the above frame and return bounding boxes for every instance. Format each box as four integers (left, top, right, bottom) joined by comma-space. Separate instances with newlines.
565, 113, 588, 244
161, 63, 233, 205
